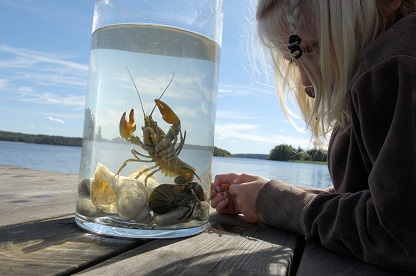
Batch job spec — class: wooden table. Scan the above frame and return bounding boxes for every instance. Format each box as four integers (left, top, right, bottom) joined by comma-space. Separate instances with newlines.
0, 166, 412, 275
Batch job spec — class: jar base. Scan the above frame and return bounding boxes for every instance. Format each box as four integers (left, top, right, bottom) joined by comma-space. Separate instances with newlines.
75, 214, 207, 239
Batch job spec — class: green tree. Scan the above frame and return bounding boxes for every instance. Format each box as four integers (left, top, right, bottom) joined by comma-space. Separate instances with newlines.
0, 131, 82, 147
306, 148, 327, 162
213, 146, 233, 157
269, 144, 297, 161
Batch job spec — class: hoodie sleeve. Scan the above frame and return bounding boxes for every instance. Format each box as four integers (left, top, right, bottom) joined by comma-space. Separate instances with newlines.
257, 56, 416, 272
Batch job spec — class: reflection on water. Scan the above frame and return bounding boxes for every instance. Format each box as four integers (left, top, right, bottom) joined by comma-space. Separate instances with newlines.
0, 141, 332, 189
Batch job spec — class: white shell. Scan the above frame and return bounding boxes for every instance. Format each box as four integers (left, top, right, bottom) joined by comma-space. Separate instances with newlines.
90, 163, 157, 222
111, 176, 149, 221
128, 167, 160, 200
90, 169, 117, 214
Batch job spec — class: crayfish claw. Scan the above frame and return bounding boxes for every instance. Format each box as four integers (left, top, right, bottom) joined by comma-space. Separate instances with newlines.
155, 99, 180, 125
119, 109, 136, 139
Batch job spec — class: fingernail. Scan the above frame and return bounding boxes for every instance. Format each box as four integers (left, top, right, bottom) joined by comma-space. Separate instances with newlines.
214, 186, 221, 193
220, 192, 227, 198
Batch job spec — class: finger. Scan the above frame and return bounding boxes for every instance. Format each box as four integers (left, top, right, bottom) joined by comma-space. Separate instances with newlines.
213, 173, 240, 187
210, 183, 222, 194
210, 193, 223, 208
221, 183, 230, 191
210, 182, 230, 200
215, 197, 230, 214
210, 187, 217, 200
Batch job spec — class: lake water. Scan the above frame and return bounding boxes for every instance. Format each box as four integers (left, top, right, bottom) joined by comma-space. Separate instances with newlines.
0, 141, 332, 189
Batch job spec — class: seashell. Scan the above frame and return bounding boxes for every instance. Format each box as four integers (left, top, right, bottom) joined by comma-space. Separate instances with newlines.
112, 176, 150, 221
90, 167, 117, 214
92, 163, 154, 222
128, 167, 160, 199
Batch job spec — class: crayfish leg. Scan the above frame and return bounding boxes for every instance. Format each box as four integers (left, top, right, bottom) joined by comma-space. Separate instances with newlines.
134, 164, 159, 186
115, 156, 144, 177
175, 130, 186, 155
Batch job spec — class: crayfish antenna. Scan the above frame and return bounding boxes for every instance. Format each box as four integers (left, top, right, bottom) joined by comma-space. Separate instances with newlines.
150, 70, 175, 117
126, 66, 146, 119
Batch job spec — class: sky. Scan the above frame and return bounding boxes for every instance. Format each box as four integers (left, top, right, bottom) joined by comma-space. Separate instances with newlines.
0, 0, 314, 155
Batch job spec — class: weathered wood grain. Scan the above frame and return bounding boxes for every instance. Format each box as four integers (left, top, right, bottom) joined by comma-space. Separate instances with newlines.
0, 216, 146, 276
0, 166, 146, 276
77, 213, 301, 276
1, 165, 408, 275
0, 165, 78, 227
0, 166, 301, 276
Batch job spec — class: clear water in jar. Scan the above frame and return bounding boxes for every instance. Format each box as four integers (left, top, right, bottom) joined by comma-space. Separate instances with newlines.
75, 24, 220, 238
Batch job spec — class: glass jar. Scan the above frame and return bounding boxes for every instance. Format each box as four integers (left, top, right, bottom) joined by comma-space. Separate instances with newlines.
75, 0, 223, 238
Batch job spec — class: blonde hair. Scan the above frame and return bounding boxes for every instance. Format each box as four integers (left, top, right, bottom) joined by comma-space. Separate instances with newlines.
255, 0, 416, 147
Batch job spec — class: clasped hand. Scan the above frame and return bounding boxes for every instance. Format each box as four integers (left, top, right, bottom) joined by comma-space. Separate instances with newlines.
210, 173, 270, 223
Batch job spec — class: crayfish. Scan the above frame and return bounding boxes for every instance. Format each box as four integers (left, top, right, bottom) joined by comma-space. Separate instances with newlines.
116, 68, 200, 187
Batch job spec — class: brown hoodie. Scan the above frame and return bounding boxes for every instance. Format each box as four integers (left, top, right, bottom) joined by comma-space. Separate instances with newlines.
256, 12, 416, 272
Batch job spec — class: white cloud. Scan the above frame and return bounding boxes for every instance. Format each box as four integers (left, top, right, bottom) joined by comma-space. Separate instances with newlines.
215, 122, 312, 149
218, 83, 275, 98
17, 86, 34, 93
18, 88, 85, 109
0, 79, 10, 91
0, 44, 88, 70
46, 116, 65, 124
0, 44, 88, 88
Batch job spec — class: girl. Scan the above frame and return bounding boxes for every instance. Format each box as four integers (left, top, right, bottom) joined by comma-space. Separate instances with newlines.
211, 0, 416, 271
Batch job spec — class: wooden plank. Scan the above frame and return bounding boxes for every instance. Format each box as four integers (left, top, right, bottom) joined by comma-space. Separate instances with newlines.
78, 213, 301, 276
0, 166, 78, 227
0, 216, 146, 276
0, 166, 301, 275
297, 241, 415, 276
209, 218, 300, 275
2, 166, 412, 275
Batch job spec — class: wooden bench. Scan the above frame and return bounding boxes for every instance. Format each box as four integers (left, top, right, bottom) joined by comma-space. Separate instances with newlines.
0, 166, 412, 275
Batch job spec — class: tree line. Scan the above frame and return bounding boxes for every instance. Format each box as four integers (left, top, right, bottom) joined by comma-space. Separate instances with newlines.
0, 131, 82, 147
268, 144, 327, 162
214, 144, 327, 162
1, 131, 327, 162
